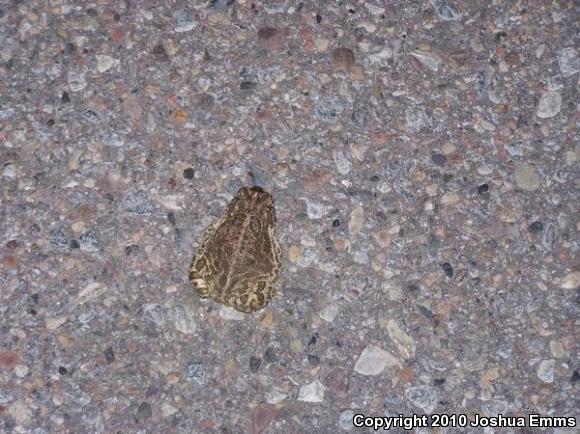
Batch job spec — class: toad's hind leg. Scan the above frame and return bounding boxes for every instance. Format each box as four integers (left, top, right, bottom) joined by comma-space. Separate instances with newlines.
189, 219, 223, 298
231, 280, 275, 313
189, 255, 211, 298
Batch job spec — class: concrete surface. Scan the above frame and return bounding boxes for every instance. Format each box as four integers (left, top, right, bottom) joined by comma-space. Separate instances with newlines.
0, 1, 578, 433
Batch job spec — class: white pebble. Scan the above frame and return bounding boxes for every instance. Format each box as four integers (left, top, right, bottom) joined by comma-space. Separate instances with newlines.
298, 380, 326, 402
405, 385, 438, 414
2, 163, 16, 179
219, 306, 246, 320
557, 47, 579, 77
265, 387, 288, 404
14, 364, 30, 378
333, 150, 351, 175
536, 359, 556, 383
96, 55, 117, 73
536, 91, 562, 118
387, 320, 416, 358
338, 409, 355, 431
318, 304, 340, 322
161, 402, 178, 418
354, 344, 401, 376
560, 271, 580, 289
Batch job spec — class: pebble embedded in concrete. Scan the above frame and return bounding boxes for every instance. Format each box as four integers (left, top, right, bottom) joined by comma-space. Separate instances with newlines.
354, 345, 401, 376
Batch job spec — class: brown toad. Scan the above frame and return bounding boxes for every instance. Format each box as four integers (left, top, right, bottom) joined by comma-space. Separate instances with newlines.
189, 186, 281, 313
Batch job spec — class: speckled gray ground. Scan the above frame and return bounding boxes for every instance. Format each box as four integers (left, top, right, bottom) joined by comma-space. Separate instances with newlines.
0, 1, 578, 433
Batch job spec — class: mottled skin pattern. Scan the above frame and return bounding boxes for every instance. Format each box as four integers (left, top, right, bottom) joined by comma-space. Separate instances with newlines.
189, 186, 282, 313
